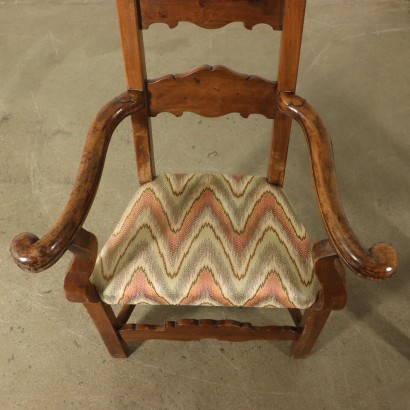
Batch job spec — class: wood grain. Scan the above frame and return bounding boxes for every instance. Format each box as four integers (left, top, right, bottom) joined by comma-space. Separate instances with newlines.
85, 302, 128, 358
62, 237, 346, 358
288, 308, 303, 326
64, 228, 99, 303
291, 239, 347, 358
311, 239, 347, 311
278, 92, 398, 281
117, 0, 146, 90
10, 0, 398, 360
117, 0, 155, 183
268, 0, 307, 185
10, 91, 145, 273
139, 0, 285, 30
148, 65, 277, 118
120, 319, 300, 342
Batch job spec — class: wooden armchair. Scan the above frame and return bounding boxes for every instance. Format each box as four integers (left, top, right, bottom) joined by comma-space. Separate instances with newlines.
10, 0, 398, 358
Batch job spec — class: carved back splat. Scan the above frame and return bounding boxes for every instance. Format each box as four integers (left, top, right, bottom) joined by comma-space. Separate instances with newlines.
116, 0, 306, 185
148, 65, 278, 119
139, 0, 285, 30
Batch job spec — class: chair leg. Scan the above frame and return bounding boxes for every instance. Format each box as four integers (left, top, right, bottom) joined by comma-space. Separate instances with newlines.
288, 308, 303, 326
290, 307, 331, 358
84, 301, 128, 358
290, 240, 348, 358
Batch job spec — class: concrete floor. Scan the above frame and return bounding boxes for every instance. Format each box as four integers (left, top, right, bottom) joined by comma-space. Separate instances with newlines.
1, 0, 409, 409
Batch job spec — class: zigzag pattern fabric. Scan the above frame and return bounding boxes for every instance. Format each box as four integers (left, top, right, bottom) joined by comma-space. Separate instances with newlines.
91, 174, 319, 308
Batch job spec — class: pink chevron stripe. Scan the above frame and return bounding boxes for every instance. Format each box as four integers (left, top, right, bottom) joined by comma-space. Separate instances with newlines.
92, 174, 318, 309
244, 273, 295, 308
180, 269, 234, 306
120, 270, 169, 305
106, 188, 311, 262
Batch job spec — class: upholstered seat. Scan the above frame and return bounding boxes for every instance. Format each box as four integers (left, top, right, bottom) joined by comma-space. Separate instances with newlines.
91, 174, 319, 309
11, 0, 397, 359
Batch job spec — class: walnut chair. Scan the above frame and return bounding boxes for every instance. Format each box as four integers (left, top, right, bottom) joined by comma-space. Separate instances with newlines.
11, 0, 398, 359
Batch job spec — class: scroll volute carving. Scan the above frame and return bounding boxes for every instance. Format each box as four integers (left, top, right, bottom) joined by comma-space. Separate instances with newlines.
147, 65, 277, 118
10, 91, 145, 273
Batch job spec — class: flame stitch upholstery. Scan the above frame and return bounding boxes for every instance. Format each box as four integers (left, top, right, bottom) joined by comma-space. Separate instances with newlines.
91, 174, 319, 308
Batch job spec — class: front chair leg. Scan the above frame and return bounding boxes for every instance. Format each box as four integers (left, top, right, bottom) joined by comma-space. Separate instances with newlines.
64, 229, 129, 358
84, 301, 128, 358
291, 240, 348, 358
291, 308, 331, 358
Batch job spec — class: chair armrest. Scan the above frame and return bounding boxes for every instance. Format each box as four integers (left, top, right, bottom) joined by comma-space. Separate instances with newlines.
277, 91, 398, 281
10, 90, 145, 273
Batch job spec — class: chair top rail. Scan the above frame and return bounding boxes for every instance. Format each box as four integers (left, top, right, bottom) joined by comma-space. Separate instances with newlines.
139, 0, 285, 30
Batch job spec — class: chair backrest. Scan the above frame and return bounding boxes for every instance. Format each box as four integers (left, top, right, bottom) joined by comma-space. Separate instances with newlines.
116, 0, 307, 186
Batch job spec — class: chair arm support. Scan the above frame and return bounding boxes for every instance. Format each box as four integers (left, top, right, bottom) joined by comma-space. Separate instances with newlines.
10, 90, 145, 273
64, 228, 100, 303
311, 240, 347, 310
277, 91, 398, 281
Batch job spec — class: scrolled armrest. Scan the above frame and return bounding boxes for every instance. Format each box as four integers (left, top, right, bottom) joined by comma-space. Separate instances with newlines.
277, 91, 398, 281
10, 90, 145, 273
